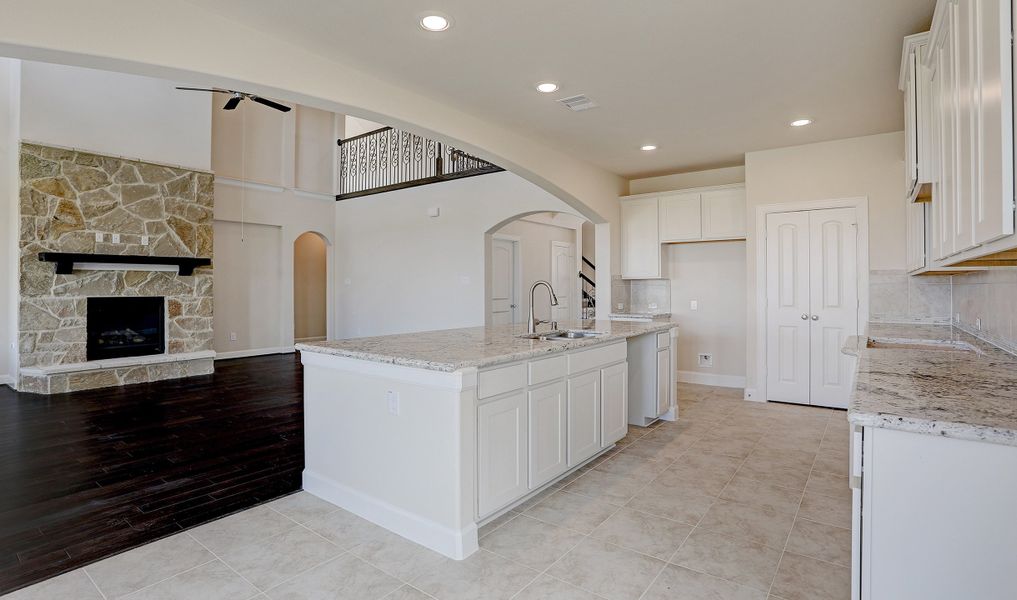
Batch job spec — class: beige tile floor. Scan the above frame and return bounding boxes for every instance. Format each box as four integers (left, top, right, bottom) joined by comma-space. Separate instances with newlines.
4, 384, 852, 600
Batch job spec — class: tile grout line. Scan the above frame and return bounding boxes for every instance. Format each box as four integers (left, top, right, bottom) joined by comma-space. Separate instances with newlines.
185, 531, 269, 594
113, 558, 220, 599
80, 567, 108, 600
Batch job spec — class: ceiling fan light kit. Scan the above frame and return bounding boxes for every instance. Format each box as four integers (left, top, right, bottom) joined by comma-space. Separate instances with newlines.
174, 87, 292, 112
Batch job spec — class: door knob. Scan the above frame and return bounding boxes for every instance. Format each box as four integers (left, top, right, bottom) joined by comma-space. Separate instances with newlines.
811, 315, 819, 321
801, 314, 808, 320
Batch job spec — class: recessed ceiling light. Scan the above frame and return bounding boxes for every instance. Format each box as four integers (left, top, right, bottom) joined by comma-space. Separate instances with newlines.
790, 118, 813, 127
641, 145, 657, 151
420, 14, 450, 31
536, 82, 559, 93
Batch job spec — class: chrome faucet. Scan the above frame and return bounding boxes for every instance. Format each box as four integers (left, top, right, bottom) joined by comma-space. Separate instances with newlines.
528, 280, 559, 334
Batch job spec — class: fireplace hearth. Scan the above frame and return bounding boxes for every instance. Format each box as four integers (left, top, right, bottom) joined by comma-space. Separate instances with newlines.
87, 297, 166, 361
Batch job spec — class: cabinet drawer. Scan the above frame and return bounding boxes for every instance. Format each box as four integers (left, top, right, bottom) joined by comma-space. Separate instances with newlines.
478, 362, 526, 400
567, 342, 626, 375
656, 331, 670, 349
528, 355, 566, 386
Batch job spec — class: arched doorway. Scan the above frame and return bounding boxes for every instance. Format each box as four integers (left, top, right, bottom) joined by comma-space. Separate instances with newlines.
293, 231, 328, 342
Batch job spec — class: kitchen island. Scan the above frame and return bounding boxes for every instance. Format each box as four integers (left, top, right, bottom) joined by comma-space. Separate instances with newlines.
295, 319, 678, 560
843, 323, 1017, 600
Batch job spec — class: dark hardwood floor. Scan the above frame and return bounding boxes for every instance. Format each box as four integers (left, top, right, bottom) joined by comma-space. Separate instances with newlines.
0, 353, 304, 595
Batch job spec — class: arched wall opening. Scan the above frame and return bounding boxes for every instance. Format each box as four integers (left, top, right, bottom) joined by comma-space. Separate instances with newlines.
293, 231, 329, 343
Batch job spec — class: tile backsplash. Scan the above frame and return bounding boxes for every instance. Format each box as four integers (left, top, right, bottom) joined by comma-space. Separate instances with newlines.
869, 270, 952, 324
611, 277, 671, 313
951, 268, 1017, 354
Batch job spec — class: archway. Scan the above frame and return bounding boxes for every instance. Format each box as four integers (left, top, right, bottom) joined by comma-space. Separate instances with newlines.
293, 231, 329, 343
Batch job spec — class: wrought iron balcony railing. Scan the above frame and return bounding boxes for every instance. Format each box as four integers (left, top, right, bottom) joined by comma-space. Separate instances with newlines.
336, 127, 503, 200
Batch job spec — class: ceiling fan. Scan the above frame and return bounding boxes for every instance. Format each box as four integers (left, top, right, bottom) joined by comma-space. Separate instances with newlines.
175, 87, 292, 112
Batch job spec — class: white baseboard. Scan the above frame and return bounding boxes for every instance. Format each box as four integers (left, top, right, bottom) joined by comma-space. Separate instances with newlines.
215, 346, 295, 360
678, 370, 746, 389
303, 469, 478, 560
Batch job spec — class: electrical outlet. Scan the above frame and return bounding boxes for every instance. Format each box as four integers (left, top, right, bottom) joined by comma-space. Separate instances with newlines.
697, 353, 713, 367
690, 300, 698, 310
616, 303, 624, 310
976, 318, 982, 331
141, 235, 149, 246
955, 312, 961, 323
229, 332, 237, 342
111, 233, 121, 244
648, 303, 658, 310
386, 390, 400, 415
95, 232, 104, 243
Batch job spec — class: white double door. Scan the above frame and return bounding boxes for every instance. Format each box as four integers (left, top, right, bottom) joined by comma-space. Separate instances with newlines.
766, 207, 858, 409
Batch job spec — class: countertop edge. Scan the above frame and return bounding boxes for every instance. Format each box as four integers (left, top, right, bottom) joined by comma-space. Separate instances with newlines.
847, 410, 1017, 447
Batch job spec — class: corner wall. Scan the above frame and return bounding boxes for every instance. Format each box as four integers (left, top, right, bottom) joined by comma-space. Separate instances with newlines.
0, 58, 19, 385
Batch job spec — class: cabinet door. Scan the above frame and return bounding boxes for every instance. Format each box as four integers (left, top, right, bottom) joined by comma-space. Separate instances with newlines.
701, 188, 746, 239
528, 380, 567, 489
658, 192, 702, 242
656, 348, 670, 417
954, 0, 977, 253
906, 201, 927, 272
600, 362, 628, 447
477, 391, 527, 517
567, 371, 601, 467
972, 0, 1015, 245
621, 197, 662, 278
934, 16, 958, 260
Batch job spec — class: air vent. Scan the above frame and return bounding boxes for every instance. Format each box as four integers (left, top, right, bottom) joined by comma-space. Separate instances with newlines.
557, 94, 598, 111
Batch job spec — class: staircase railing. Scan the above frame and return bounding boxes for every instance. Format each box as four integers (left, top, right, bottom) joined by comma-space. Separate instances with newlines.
336, 127, 503, 200
580, 256, 595, 318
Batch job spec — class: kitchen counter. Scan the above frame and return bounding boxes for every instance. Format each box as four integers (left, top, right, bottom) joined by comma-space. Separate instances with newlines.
844, 322, 1017, 446
608, 312, 672, 320
296, 319, 678, 372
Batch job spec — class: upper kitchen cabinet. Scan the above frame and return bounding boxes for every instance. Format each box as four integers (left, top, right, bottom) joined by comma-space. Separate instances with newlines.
900, 33, 934, 203
620, 196, 663, 278
918, 0, 1016, 268
620, 184, 746, 279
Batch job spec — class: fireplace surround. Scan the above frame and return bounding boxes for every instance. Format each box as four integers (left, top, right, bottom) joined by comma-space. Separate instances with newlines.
86, 297, 165, 361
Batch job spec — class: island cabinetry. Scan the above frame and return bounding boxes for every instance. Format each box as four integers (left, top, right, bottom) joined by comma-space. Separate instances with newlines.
476, 341, 628, 518
628, 327, 678, 426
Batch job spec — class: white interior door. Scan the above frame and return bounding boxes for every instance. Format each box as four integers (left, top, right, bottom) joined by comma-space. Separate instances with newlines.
808, 208, 858, 409
490, 237, 517, 325
765, 207, 859, 408
550, 241, 574, 322
766, 211, 812, 404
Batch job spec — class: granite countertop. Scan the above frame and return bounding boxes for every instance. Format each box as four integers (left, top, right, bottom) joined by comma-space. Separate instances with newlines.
608, 312, 673, 319
296, 319, 677, 373
844, 323, 1017, 446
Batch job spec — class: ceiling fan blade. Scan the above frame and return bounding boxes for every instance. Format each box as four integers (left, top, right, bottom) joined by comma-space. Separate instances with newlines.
175, 86, 230, 94
222, 96, 242, 110
250, 96, 292, 112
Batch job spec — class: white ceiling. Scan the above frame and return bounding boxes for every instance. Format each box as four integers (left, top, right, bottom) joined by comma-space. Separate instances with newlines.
198, 0, 934, 178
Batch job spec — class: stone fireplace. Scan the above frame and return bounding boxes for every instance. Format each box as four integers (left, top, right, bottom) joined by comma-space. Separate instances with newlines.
18, 142, 215, 394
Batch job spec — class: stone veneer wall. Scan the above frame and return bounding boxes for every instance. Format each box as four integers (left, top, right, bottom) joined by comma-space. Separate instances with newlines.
18, 142, 214, 393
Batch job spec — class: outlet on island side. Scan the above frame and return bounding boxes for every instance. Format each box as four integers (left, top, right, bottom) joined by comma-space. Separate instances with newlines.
386, 390, 400, 415
229, 332, 238, 342
698, 353, 713, 368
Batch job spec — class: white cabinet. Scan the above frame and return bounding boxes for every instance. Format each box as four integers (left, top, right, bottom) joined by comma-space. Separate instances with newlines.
566, 370, 601, 467
659, 192, 701, 242
701, 188, 747, 239
919, 0, 1015, 268
620, 196, 662, 279
627, 328, 677, 426
527, 380, 567, 489
656, 348, 670, 416
905, 201, 927, 273
600, 362, 628, 447
853, 426, 1017, 599
477, 391, 527, 517
901, 33, 935, 203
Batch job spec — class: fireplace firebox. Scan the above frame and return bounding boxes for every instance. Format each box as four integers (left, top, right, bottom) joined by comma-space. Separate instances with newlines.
86, 297, 166, 361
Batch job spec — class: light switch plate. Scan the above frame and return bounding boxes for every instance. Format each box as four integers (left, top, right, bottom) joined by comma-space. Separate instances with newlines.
229, 332, 237, 342
95, 232, 104, 243
141, 235, 149, 246
111, 233, 121, 244
690, 300, 698, 310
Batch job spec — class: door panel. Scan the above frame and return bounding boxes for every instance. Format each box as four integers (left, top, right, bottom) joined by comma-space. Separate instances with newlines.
550, 241, 574, 322
808, 208, 858, 409
601, 362, 628, 447
765, 212, 811, 404
528, 380, 567, 489
567, 371, 601, 467
659, 192, 702, 242
477, 391, 527, 517
490, 238, 515, 325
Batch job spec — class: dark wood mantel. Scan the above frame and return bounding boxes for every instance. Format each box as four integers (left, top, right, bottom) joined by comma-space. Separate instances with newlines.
38, 252, 212, 276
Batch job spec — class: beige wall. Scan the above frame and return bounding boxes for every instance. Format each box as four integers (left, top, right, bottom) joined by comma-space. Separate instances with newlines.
744, 131, 905, 393
952, 270, 1017, 353
628, 165, 745, 195
293, 232, 327, 340
494, 218, 577, 321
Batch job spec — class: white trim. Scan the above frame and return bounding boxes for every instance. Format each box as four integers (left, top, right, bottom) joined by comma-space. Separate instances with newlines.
20, 350, 216, 376
293, 188, 336, 201
303, 469, 478, 560
215, 346, 294, 360
299, 350, 478, 391
73, 262, 179, 272
678, 370, 746, 389
754, 196, 869, 404
215, 176, 287, 193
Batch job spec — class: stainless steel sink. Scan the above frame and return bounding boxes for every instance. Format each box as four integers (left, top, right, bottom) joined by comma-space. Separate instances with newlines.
518, 330, 606, 341
866, 337, 979, 354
